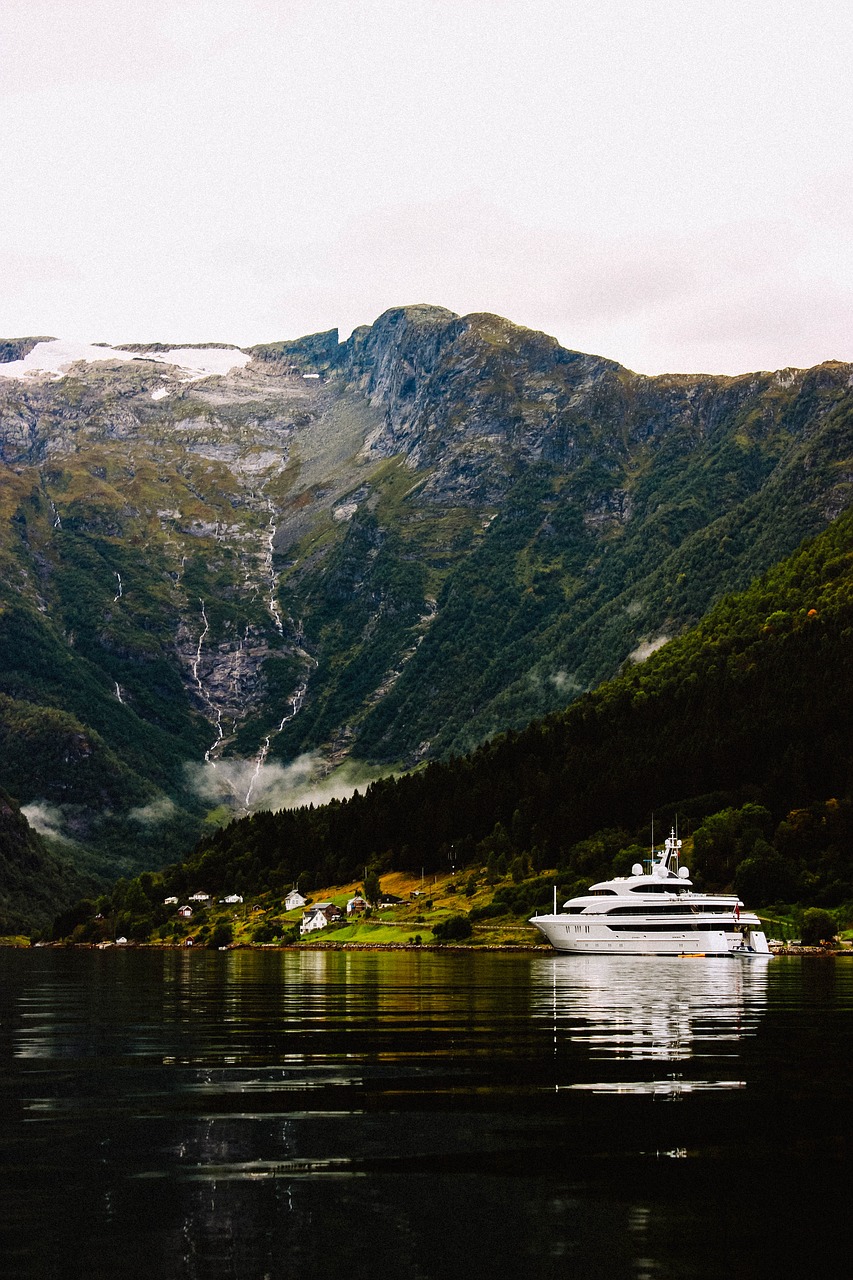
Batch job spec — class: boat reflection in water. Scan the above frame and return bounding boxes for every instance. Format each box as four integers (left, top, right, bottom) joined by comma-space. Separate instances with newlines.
2, 951, 844, 1280
532, 952, 769, 1095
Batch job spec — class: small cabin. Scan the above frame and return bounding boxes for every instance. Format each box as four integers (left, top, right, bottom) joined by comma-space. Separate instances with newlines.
347, 895, 369, 916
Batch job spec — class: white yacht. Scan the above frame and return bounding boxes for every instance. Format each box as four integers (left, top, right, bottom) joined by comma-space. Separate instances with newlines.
530, 830, 771, 957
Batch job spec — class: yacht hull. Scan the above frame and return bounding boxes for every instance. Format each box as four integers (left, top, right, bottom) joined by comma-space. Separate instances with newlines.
531, 830, 772, 957
531, 916, 771, 956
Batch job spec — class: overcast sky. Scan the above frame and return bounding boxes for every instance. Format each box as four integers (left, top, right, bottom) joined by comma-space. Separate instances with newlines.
1, 0, 852, 374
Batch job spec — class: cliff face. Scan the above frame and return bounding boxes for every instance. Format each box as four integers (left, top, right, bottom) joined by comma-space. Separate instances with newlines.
341, 308, 623, 500
1, 314, 852, 879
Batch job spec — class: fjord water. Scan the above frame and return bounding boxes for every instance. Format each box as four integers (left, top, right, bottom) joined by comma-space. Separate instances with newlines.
0, 951, 849, 1279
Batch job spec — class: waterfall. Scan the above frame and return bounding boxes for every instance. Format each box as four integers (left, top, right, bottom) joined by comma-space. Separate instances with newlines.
263, 496, 284, 634
243, 672, 312, 808
190, 600, 226, 764
191, 599, 209, 695
243, 624, 319, 808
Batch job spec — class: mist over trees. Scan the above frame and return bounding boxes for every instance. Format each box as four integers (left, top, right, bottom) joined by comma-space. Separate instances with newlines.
57, 504, 853, 940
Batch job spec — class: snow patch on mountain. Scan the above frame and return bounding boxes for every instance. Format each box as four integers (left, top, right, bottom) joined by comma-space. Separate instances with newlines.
0, 339, 251, 381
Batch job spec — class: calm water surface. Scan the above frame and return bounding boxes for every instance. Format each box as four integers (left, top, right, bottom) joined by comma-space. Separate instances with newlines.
0, 949, 850, 1278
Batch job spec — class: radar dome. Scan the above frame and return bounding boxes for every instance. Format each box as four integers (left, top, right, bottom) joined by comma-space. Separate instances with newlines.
678, 866, 690, 879
631, 863, 643, 876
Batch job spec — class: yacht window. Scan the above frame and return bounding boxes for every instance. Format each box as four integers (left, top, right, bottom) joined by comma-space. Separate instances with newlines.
588, 889, 618, 896
630, 883, 687, 894
604, 903, 734, 916
606, 921, 729, 933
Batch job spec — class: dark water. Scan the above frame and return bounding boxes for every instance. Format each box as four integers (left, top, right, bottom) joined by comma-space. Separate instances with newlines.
0, 949, 849, 1279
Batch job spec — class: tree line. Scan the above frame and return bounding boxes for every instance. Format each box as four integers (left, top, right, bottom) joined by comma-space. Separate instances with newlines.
51, 505, 853, 938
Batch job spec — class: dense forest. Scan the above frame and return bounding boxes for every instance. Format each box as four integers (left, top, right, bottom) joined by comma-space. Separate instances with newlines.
58, 504, 853, 940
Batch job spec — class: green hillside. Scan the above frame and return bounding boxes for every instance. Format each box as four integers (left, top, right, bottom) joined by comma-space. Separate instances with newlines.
3, 313, 853, 882
72, 505, 853, 939
0, 789, 92, 934
282, 320, 853, 762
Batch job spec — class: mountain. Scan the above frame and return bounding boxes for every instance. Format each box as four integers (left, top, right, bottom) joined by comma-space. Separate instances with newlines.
69, 502, 853, 938
2, 310, 853, 879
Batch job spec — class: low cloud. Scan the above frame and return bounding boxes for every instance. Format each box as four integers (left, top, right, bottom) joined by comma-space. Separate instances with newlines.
21, 801, 75, 844
186, 752, 390, 815
549, 670, 583, 694
629, 634, 670, 664
128, 796, 177, 825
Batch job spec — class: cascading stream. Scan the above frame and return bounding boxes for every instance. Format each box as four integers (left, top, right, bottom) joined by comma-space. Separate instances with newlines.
244, 634, 318, 808
262, 494, 284, 634
191, 601, 225, 765
182, 463, 318, 808
191, 599, 209, 696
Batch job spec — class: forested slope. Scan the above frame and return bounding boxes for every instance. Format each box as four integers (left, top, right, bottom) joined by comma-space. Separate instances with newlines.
150, 505, 853, 910
4, 314, 853, 882
0, 789, 92, 933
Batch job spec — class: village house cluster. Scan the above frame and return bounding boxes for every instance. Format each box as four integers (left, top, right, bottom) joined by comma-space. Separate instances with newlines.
163, 891, 244, 922
299, 891, 404, 935
148, 886, 411, 943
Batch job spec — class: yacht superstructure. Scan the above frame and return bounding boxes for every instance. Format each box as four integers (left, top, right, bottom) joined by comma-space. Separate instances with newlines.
530, 830, 771, 957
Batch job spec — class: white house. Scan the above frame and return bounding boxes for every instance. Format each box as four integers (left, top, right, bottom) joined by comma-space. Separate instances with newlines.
300, 902, 343, 935
164, 896, 178, 905
220, 894, 243, 904
300, 907, 328, 935
178, 905, 193, 919
189, 891, 210, 902
285, 890, 307, 911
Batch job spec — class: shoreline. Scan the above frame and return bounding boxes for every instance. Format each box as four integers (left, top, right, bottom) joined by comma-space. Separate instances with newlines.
8, 940, 850, 955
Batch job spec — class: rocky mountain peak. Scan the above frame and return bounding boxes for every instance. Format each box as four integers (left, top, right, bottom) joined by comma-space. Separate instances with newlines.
2, 305, 853, 887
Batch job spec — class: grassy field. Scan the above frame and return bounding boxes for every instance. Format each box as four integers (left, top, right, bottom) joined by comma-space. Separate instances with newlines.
145, 866, 549, 949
